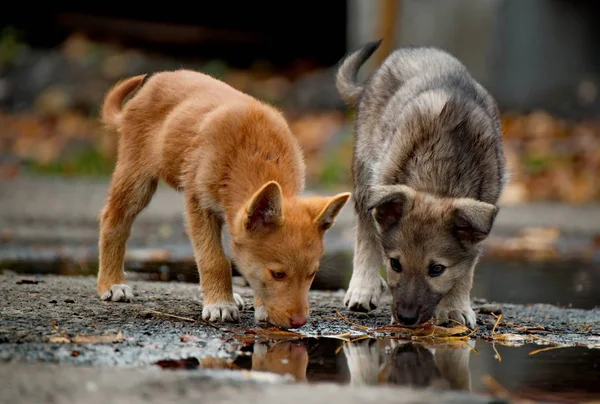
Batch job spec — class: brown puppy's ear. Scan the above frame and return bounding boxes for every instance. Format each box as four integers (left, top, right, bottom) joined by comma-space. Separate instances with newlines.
244, 181, 283, 234
451, 199, 498, 245
314, 193, 351, 231
368, 185, 416, 233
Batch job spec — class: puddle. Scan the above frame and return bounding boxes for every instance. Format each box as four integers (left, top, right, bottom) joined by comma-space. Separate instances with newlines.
473, 258, 600, 310
178, 338, 600, 403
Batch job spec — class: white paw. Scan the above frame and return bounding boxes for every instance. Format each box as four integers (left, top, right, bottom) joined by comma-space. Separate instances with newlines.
344, 276, 387, 312
100, 284, 134, 302
202, 300, 240, 322
254, 305, 269, 322
233, 293, 245, 310
435, 305, 476, 329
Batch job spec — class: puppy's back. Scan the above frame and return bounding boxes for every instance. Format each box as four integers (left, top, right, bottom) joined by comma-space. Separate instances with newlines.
119, 70, 253, 136
337, 42, 505, 204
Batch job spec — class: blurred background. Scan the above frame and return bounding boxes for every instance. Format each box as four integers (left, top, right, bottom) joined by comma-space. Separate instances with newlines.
1, 1, 599, 308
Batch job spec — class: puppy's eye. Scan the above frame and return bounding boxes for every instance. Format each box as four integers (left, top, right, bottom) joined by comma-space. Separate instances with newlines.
308, 272, 317, 279
270, 271, 286, 280
428, 264, 446, 277
390, 258, 402, 272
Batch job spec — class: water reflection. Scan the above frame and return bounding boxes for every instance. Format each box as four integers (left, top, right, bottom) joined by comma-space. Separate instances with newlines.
216, 337, 600, 401
343, 340, 471, 391
198, 340, 309, 381
220, 338, 472, 393
251, 341, 309, 381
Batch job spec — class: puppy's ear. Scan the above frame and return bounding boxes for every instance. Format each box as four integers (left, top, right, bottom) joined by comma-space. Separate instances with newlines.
368, 185, 416, 233
314, 192, 351, 231
244, 181, 283, 234
451, 199, 498, 245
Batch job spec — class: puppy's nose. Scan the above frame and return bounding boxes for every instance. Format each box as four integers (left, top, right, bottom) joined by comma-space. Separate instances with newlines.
290, 315, 306, 328
397, 315, 419, 326
396, 307, 419, 326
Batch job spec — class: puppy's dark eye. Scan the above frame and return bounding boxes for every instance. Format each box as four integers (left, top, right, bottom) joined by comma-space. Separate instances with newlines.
390, 258, 402, 272
270, 271, 286, 280
428, 264, 446, 277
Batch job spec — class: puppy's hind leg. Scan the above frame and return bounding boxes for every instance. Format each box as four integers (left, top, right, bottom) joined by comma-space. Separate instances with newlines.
97, 163, 158, 302
185, 196, 243, 322
344, 211, 387, 312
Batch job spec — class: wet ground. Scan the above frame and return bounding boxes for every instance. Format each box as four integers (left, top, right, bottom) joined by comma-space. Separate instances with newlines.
2, 273, 599, 403
2, 176, 600, 403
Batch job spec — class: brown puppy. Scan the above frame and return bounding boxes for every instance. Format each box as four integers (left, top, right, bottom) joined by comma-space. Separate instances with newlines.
97, 70, 350, 329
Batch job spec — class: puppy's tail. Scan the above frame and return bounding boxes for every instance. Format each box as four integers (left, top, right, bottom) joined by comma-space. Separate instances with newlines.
335, 39, 382, 106
101, 74, 147, 131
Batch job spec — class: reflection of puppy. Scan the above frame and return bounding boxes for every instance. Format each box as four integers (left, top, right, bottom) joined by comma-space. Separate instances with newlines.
344, 340, 471, 391
343, 339, 389, 385
252, 341, 308, 381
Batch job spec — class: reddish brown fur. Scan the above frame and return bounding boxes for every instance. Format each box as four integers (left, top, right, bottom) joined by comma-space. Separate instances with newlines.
97, 70, 350, 328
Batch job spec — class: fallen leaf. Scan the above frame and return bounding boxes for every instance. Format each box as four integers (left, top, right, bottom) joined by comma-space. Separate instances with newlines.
72, 331, 125, 344
180, 335, 202, 343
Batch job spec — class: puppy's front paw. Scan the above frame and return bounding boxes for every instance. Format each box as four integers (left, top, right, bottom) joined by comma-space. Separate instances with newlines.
202, 300, 240, 322
435, 305, 476, 329
100, 284, 134, 302
233, 293, 245, 310
344, 276, 387, 312
254, 305, 269, 323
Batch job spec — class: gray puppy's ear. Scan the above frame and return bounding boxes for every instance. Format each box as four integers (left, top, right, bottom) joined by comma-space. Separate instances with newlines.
451, 198, 499, 245
367, 185, 416, 232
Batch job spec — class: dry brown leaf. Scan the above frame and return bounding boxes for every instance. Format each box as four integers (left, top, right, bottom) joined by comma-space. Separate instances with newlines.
339, 312, 475, 340
72, 331, 125, 344
511, 325, 546, 333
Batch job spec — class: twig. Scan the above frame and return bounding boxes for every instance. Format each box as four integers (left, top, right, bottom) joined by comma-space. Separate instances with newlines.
528, 333, 558, 346
431, 317, 475, 332
529, 345, 570, 356
335, 311, 369, 330
465, 340, 480, 355
145, 309, 225, 331
334, 335, 373, 355
491, 314, 503, 337
492, 343, 502, 362
435, 327, 479, 341
578, 324, 592, 333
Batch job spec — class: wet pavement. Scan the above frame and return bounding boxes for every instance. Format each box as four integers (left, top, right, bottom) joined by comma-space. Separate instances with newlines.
2, 176, 600, 403
1, 273, 600, 403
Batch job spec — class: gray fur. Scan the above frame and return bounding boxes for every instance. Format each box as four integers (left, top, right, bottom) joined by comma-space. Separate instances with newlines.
337, 40, 507, 328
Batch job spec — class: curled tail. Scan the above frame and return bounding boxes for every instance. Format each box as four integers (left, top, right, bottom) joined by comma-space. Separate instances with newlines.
335, 39, 382, 106
101, 74, 147, 131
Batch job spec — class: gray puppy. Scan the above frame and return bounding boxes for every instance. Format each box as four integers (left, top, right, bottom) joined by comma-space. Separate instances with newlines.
336, 40, 506, 328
